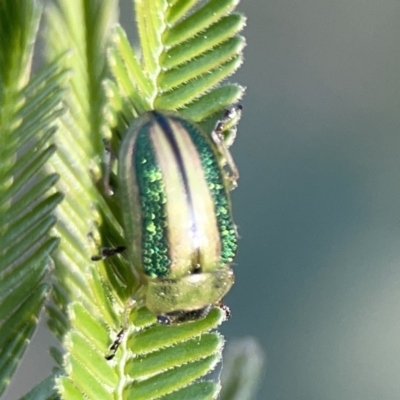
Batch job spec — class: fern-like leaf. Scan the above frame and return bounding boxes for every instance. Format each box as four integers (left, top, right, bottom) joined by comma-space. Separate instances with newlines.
44, 0, 245, 399
44, 1, 122, 399
109, 0, 245, 124
0, 0, 65, 396
105, 1, 246, 399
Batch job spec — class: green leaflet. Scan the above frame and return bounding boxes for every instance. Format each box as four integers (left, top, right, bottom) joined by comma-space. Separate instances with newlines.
108, 0, 245, 124
0, 0, 66, 396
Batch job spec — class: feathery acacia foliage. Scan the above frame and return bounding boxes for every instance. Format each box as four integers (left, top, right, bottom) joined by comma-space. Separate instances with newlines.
44, 1, 246, 399
0, 0, 65, 396
4, 0, 256, 398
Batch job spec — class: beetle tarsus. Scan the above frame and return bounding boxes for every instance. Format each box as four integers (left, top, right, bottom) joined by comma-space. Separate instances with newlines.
157, 315, 172, 325
105, 328, 126, 360
214, 104, 243, 136
216, 301, 231, 320
91, 246, 126, 261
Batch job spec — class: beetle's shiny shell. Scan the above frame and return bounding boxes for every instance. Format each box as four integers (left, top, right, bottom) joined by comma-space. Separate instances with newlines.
117, 111, 237, 315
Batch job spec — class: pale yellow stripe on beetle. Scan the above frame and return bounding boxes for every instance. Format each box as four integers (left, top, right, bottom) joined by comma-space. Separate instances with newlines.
168, 119, 221, 271
149, 121, 193, 278
118, 122, 144, 272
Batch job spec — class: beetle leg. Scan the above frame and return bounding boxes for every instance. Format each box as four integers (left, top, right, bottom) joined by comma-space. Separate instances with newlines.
105, 298, 137, 360
91, 246, 126, 261
215, 301, 231, 320
105, 328, 125, 360
212, 105, 242, 187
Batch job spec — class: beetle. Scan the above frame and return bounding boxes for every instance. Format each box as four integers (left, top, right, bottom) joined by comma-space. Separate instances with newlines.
93, 106, 242, 359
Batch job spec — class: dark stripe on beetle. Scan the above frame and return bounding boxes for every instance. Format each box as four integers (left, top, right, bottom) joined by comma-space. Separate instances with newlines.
152, 112, 194, 220
152, 112, 201, 266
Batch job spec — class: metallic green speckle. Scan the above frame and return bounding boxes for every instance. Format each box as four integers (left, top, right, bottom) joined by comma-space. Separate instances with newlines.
135, 127, 170, 277
180, 118, 238, 265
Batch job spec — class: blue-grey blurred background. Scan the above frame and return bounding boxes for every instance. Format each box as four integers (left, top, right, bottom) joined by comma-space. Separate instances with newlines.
6, 0, 400, 399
